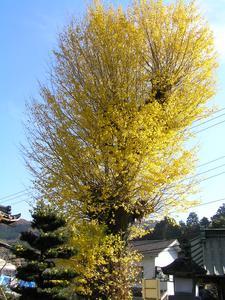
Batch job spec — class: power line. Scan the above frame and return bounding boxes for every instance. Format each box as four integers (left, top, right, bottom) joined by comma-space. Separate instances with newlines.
1, 109, 225, 204
194, 119, 225, 134
2, 155, 225, 199
1, 107, 225, 198
188, 163, 225, 181
0, 189, 30, 202
192, 112, 225, 129
0, 194, 33, 206
10, 198, 30, 206
11, 196, 225, 217
171, 171, 225, 199
0, 198, 31, 207
170, 197, 225, 215
197, 170, 225, 184
2, 162, 225, 206
0, 191, 32, 203
2, 165, 225, 207
1, 111, 225, 206
192, 107, 225, 124
197, 156, 225, 168
168, 162, 225, 190
6, 172, 225, 208
169, 191, 225, 215
189, 197, 225, 209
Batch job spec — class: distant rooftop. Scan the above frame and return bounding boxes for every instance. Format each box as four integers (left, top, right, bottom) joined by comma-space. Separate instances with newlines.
130, 239, 180, 256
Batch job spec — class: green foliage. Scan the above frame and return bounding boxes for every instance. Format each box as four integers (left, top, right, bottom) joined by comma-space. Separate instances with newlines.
211, 203, 225, 228
12, 203, 77, 300
181, 212, 200, 240
186, 212, 199, 227
143, 217, 182, 240
145, 213, 201, 241
199, 217, 210, 228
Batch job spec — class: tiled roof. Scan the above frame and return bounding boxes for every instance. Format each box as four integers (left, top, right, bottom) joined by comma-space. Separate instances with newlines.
130, 239, 179, 256
191, 229, 225, 275
162, 257, 207, 276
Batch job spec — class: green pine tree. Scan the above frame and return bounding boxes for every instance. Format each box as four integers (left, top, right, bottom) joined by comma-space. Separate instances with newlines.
12, 203, 77, 300
211, 203, 225, 228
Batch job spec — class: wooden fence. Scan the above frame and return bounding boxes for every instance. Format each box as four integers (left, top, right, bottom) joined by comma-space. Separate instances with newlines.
142, 279, 160, 300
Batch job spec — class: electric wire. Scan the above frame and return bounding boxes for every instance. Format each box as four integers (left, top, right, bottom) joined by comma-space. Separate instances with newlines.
3, 172, 225, 210
2, 168, 225, 207
10, 198, 30, 206
197, 156, 225, 168
0, 189, 30, 202
2, 155, 225, 203
182, 163, 225, 183
190, 197, 225, 208
194, 119, 225, 134
0, 191, 32, 203
196, 170, 225, 184
0, 194, 33, 205
2, 109, 225, 206
192, 111, 225, 129
192, 107, 225, 124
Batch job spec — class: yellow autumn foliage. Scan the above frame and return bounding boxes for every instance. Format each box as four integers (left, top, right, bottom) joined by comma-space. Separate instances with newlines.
26, 0, 217, 232
65, 221, 141, 299
25, 0, 218, 298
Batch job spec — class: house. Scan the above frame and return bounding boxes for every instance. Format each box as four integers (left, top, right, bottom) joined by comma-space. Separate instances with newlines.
190, 228, 225, 299
131, 239, 180, 279
130, 240, 180, 299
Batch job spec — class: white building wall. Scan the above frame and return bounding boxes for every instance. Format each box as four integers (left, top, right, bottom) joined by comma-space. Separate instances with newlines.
142, 248, 178, 279
142, 254, 155, 278
167, 281, 175, 296
141, 242, 179, 280
155, 248, 178, 268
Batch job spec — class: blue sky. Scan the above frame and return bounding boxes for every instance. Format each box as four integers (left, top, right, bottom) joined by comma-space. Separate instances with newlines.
0, 0, 225, 222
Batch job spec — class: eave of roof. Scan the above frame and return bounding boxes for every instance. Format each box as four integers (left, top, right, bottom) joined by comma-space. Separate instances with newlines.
162, 257, 207, 277
130, 239, 180, 256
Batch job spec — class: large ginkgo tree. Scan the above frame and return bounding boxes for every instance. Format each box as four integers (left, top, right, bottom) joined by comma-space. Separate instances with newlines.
24, 1, 217, 298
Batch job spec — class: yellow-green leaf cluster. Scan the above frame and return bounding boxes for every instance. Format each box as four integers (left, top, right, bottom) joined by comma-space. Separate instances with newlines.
26, 0, 217, 228
66, 221, 141, 299
25, 0, 218, 297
